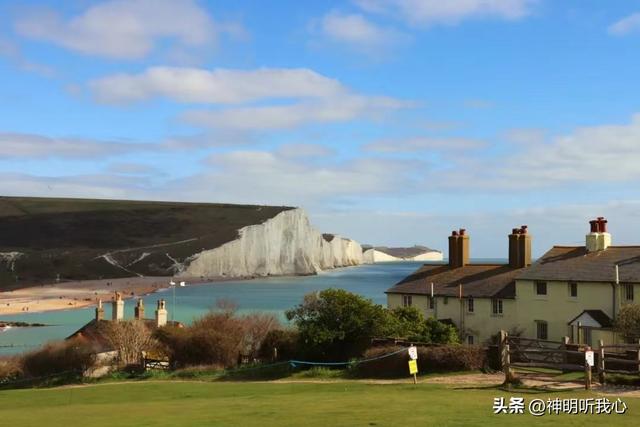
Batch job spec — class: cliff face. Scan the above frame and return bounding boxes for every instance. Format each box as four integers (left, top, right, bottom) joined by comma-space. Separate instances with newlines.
182, 208, 363, 278
363, 247, 443, 263
1, 196, 364, 288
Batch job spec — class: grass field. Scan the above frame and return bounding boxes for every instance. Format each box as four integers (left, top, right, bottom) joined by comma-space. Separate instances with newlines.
0, 380, 637, 426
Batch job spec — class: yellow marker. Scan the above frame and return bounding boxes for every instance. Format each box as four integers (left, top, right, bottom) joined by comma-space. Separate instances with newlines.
408, 359, 418, 375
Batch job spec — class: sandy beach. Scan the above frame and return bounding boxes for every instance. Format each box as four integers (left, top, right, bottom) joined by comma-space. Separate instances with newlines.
0, 276, 218, 316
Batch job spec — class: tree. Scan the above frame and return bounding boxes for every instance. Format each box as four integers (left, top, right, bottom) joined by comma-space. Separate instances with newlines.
615, 304, 640, 342
388, 306, 458, 344
101, 320, 157, 367
285, 289, 394, 360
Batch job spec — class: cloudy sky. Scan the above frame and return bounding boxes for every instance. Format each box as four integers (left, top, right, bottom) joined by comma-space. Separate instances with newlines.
1, 0, 640, 257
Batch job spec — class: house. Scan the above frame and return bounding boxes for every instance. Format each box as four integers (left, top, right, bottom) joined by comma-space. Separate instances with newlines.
514, 217, 640, 346
385, 226, 532, 345
67, 293, 181, 374
386, 217, 640, 346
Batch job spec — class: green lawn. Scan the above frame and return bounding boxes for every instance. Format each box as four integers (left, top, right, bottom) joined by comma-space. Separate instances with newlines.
0, 381, 637, 426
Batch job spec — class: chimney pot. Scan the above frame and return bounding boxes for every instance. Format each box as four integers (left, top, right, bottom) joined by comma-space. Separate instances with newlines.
459, 228, 466, 236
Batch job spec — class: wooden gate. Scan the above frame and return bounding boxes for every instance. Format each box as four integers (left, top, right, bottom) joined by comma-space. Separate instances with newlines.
499, 331, 591, 389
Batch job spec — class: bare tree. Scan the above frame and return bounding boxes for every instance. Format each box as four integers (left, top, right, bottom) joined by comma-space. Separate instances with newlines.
101, 321, 157, 367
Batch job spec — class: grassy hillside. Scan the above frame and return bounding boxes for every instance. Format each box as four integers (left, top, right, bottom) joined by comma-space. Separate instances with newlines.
0, 381, 636, 426
0, 196, 294, 289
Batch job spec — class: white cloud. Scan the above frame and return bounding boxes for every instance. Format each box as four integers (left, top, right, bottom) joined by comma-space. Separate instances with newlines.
276, 143, 335, 159
354, 0, 535, 26
433, 113, 640, 190
0, 132, 149, 159
89, 67, 345, 104
162, 150, 422, 207
320, 12, 406, 50
14, 0, 226, 59
608, 13, 640, 36
182, 94, 410, 130
364, 136, 485, 152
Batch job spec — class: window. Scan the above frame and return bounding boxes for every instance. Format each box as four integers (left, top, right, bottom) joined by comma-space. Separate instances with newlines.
467, 335, 474, 345
625, 284, 634, 302
535, 281, 547, 296
492, 299, 503, 315
467, 298, 474, 313
402, 295, 412, 307
536, 320, 548, 340
568, 282, 578, 298
443, 296, 449, 305
428, 296, 435, 310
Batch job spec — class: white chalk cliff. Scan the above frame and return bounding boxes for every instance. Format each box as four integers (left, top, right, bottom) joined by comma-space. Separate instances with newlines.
363, 248, 443, 263
181, 208, 363, 278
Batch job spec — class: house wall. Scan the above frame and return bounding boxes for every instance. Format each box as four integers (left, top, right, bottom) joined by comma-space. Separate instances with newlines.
514, 280, 620, 342
387, 293, 516, 344
387, 280, 640, 345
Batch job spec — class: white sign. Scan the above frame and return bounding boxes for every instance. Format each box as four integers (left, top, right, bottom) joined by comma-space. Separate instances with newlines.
408, 346, 418, 360
585, 350, 594, 367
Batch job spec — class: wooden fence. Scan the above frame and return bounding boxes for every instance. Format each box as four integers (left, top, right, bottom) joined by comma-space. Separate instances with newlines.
500, 331, 640, 388
597, 340, 640, 384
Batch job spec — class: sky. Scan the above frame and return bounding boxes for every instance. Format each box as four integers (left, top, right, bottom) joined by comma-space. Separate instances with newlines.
1, 0, 640, 257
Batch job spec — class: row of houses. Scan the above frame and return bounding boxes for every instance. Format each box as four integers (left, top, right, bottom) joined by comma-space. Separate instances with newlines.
385, 217, 640, 346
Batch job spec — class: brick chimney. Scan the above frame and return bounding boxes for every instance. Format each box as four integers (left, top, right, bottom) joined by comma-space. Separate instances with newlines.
112, 292, 124, 322
155, 299, 167, 327
448, 229, 469, 268
586, 217, 611, 252
95, 299, 104, 321
134, 298, 145, 320
448, 230, 459, 268
509, 226, 532, 268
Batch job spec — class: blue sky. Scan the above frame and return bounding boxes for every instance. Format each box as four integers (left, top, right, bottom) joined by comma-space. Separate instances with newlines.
1, 0, 640, 257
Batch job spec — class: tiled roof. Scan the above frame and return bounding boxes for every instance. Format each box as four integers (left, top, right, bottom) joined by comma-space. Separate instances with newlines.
386, 263, 522, 299
517, 246, 640, 283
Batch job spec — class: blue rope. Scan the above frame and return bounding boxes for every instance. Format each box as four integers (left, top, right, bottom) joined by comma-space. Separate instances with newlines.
289, 347, 407, 368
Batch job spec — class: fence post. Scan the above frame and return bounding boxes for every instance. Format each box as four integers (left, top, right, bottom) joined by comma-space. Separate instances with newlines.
499, 330, 512, 384
637, 339, 640, 374
598, 340, 605, 384
584, 345, 592, 390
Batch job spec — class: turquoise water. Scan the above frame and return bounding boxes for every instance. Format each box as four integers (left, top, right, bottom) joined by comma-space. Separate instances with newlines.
0, 262, 428, 355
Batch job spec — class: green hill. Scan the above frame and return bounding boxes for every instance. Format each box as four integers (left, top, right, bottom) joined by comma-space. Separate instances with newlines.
0, 196, 293, 289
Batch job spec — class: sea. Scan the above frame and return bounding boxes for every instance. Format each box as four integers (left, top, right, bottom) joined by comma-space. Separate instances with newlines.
0, 260, 504, 355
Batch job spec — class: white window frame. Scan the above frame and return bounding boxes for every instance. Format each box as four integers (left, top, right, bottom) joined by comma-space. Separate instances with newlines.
491, 298, 503, 315
402, 294, 413, 307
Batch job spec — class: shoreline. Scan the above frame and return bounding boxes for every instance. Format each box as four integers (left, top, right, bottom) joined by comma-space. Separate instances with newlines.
0, 275, 255, 316
0, 263, 369, 317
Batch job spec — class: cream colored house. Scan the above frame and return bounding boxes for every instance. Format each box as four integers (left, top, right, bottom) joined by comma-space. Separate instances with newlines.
386, 226, 532, 345
386, 217, 640, 346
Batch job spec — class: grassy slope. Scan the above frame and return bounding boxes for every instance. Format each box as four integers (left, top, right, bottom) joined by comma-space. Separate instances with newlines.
0, 381, 637, 426
0, 196, 294, 289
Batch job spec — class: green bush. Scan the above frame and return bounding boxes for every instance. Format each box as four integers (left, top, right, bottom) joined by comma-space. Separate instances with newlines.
353, 344, 486, 378
387, 306, 459, 344
285, 289, 397, 361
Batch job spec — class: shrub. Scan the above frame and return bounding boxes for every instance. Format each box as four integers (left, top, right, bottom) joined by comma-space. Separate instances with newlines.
21, 339, 96, 378
258, 329, 299, 361
0, 357, 23, 384
353, 344, 486, 378
616, 304, 640, 342
156, 308, 280, 368
286, 289, 394, 361
387, 307, 459, 344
